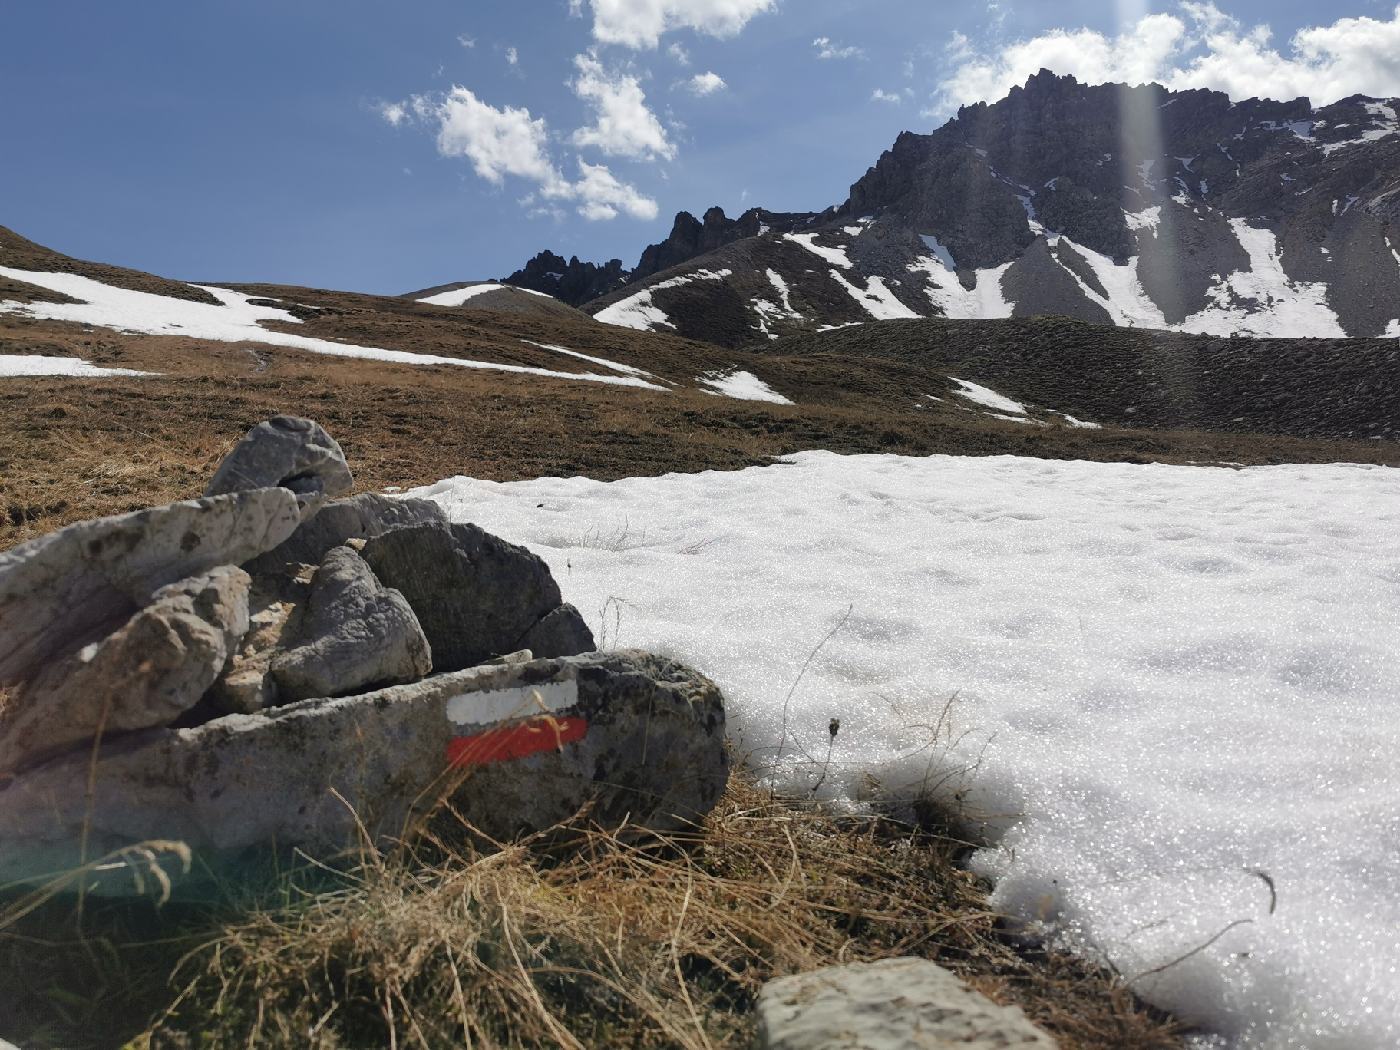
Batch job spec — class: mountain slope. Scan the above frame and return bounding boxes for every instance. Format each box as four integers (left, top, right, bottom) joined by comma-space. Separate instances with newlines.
580, 72, 1400, 346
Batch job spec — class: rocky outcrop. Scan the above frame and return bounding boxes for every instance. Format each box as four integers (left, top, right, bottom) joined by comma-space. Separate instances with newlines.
756, 958, 1058, 1049
632, 207, 818, 284
502, 251, 629, 306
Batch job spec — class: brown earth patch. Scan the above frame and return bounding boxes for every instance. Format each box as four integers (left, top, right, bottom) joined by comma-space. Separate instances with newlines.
0, 225, 222, 305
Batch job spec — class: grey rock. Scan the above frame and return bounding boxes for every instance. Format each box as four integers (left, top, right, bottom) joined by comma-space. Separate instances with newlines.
269, 546, 432, 702
205, 575, 307, 714
0, 651, 729, 891
361, 522, 563, 672
0, 568, 251, 775
244, 493, 447, 575
205, 416, 352, 508
757, 958, 1058, 1050
0, 489, 300, 688
520, 603, 595, 659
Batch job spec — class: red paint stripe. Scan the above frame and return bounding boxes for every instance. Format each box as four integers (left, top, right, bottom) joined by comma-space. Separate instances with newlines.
447, 717, 589, 767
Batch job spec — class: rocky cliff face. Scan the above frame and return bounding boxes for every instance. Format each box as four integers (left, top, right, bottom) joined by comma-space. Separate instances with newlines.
583, 71, 1400, 346
502, 251, 628, 307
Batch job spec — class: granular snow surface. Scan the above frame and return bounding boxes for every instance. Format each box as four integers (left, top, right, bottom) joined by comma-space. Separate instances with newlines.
411, 452, 1400, 1050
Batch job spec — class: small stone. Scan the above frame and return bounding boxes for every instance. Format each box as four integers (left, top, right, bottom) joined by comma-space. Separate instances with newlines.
269, 546, 432, 702
756, 958, 1059, 1050
205, 416, 352, 509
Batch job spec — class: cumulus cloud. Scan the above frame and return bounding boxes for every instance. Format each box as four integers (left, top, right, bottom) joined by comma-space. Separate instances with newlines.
937, 2, 1400, 112
813, 36, 865, 61
668, 42, 691, 66
572, 0, 776, 49
377, 101, 408, 127
685, 71, 728, 96
409, 87, 657, 221
571, 54, 676, 161
871, 88, 902, 104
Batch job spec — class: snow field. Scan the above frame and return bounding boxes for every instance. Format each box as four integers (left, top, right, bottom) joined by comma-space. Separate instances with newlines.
592, 268, 732, 331
698, 369, 793, 404
412, 452, 1400, 1049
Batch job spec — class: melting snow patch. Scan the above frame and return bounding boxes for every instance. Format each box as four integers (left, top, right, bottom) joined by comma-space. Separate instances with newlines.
0, 354, 154, 378
519, 340, 659, 381
593, 269, 733, 333
828, 271, 921, 321
1059, 413, 1103, 429
919, 235, 958, 272
949, 378, 1025, 415
417, 284, 508, 306
698, 369, 793, 405
0, 268, 662, 389
411, 451, 1400, 1050
783, 233, 853, 269
908, 258, 1014, 320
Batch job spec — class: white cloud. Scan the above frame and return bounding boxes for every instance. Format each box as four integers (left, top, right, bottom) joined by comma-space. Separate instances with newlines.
685, 71, 728, 96
573, 160, 660, 220
505, 46, 519, 66
458, 34, 476, 49
937, 3, 1400, 112
377, 101, 408, 127
668, 42, 691, 66
571, 53, 676, 161
410, 87, 658, 221
871, 88, 902, 104
577, 0, 776, 49
814, 36, 865, 61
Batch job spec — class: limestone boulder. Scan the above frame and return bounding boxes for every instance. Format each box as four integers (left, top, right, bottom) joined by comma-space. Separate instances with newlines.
0, 651, 730, 891
205, 416, 352, 509
361, 522, 565, 672
0, 489, 299, 688
756, 958, 1059, 1050
269, 546, 432, 701
0, 567, 251, 775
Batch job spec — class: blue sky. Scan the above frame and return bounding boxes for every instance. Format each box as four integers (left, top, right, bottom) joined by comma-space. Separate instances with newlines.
3, 1, 1398, 294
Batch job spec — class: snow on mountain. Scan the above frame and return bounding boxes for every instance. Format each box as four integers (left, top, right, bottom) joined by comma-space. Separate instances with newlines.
574, 74, 1400, 347
412, 450, 1400, 1050
0, 354, 154, 378
0, 267, 666, 390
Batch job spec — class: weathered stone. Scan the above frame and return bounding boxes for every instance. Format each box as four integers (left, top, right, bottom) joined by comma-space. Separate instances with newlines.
206, 574, 311, 714
243, 493, 447, 576
757, 958, 1058, 1050
269, 546, 432, 701
0, 568, 251, 775
361, 522, 563, 672
0, 651, 729, 892
519, 603, 595, 659
0, 489, 300, 688
205, 416, 352, 507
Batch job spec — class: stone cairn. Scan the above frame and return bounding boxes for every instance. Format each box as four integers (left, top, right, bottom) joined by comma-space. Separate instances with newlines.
0, 417, 729, 893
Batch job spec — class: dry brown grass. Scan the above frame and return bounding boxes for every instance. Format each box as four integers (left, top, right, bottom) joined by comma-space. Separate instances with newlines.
0, 774, 1186, 1050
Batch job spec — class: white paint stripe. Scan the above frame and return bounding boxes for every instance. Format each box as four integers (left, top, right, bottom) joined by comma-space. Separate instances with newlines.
446, 679, 579, 729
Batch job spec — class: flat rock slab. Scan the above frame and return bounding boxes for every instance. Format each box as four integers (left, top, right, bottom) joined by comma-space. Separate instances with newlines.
0, 651, 728, 893
757, 958, 1058, 1050
0, 489, 300, 687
